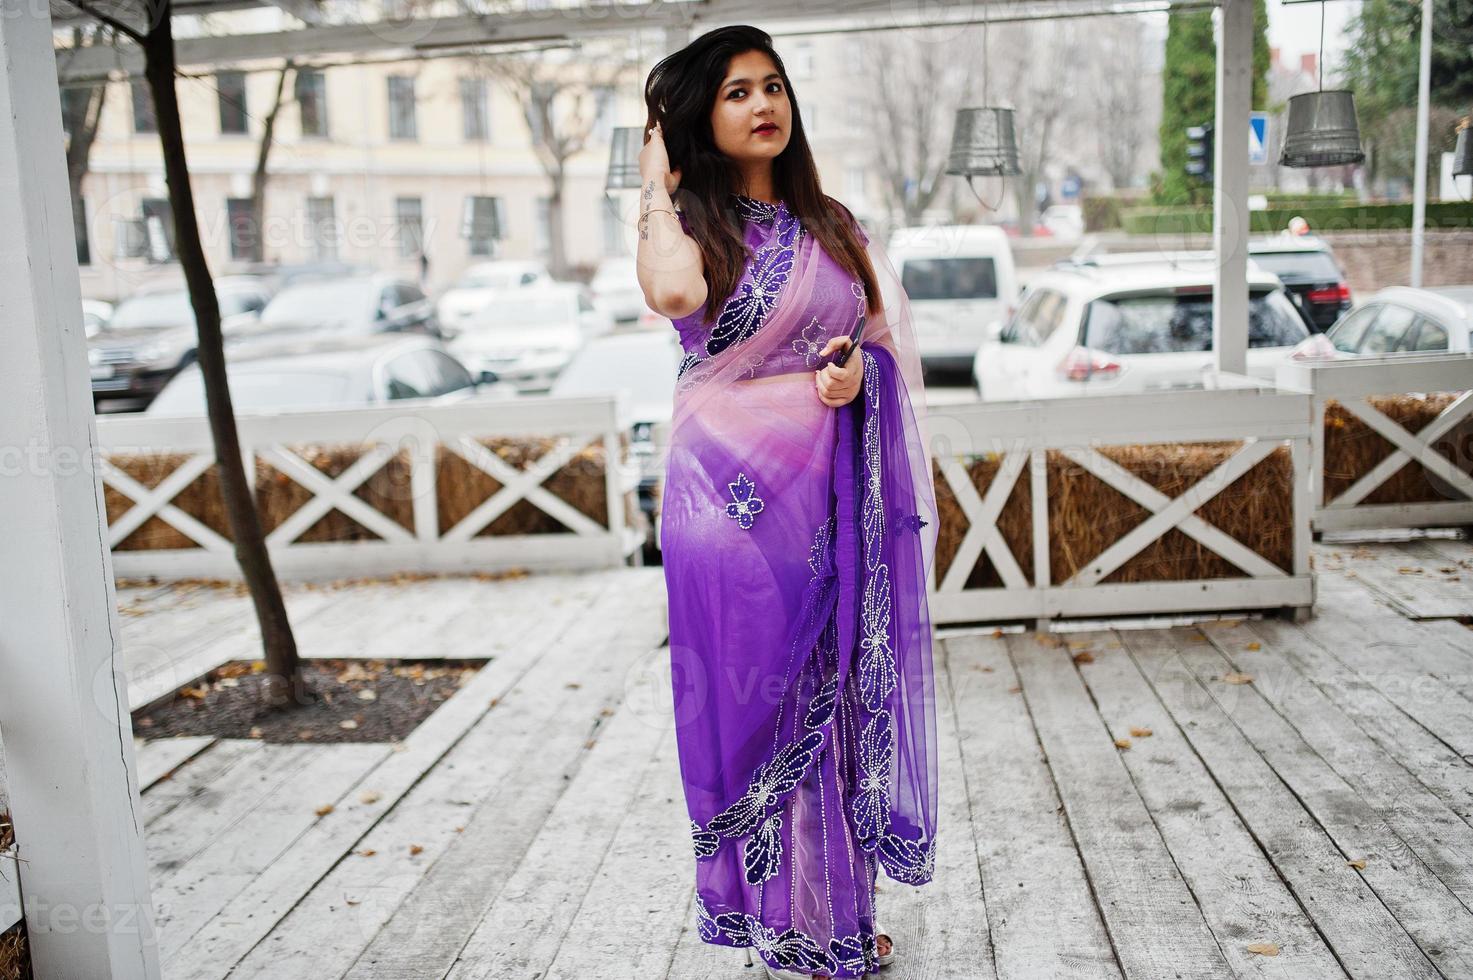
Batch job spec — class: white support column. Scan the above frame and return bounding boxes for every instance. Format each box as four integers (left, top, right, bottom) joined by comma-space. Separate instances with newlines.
1410, 0, 1433, 287
0, 7, 160, 979
1212, 0, 1253, 376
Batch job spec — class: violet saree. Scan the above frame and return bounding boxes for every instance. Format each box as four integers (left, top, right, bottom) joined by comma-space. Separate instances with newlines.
659, 193, 940, 978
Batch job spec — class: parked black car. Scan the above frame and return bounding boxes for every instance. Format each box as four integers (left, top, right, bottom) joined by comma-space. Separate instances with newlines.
1247, 235, 1352, 333
88, 276, 273, 408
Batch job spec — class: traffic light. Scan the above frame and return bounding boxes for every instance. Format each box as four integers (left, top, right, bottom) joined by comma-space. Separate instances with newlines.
1185, 122, 1215, 184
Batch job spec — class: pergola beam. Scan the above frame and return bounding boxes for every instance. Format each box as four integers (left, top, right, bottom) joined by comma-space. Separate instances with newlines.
53, 0, 1220, 82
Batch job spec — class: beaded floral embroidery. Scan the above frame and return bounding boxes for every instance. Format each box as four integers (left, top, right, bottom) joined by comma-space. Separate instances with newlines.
724, 471, 766, 529
675, 196, 803, 384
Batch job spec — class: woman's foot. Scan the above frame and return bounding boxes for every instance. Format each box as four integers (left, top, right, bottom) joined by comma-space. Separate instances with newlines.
876, 932, 894, 967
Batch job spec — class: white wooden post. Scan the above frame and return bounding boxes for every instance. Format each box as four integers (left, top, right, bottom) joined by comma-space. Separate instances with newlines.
1212, 0, 1253, 376
0, 7, 161, 978
1409, 0, 1433, 287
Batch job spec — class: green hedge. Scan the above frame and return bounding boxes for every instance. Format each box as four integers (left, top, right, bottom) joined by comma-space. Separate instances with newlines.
1119, 201, 1473, 235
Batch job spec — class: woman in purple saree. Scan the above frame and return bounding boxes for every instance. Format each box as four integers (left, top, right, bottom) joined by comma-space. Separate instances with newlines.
638, 26, 940, 979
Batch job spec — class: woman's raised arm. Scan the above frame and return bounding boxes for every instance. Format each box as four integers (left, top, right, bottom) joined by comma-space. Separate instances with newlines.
636, 122, 707, 320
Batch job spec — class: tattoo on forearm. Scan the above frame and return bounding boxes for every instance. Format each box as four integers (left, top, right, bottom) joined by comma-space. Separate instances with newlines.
643, 179, 655, 204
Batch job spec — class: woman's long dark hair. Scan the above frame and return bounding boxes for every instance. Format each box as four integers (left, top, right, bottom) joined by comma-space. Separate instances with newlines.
644, 25, 881, 322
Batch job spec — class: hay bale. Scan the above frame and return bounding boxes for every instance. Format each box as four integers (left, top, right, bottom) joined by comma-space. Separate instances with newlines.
934, 442, 1294, 588
107, 434, 617, 550
1322, 393, 1467, 505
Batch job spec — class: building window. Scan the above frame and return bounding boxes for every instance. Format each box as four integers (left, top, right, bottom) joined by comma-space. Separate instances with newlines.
601, 196, 622, 256
75, 195, 91, 266
463, 195, 502, 256
217, 70, 249, 135
787, 40, 814, 80
461, 77, 490, 142
307, 196, 338, 260
388, 75, 417, 140
528, 80, 555, 144
131, 80, 156, 134
592, 85, 615, 142
296, 70, 328, 138
534, 196, 551, 257
226, 197, 258, 260
141, 197, 175, 262
396, 196, 424, 259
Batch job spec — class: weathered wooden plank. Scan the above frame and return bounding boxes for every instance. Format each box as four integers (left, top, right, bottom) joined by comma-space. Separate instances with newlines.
436, 687, 670, 977
1248, 617, 1473, 828
153, 742, 389, 961
140, 739, 266, 828
1295, 580, 1473, 759
163, 569, 657, 980
1199, 619, 1473, 913
1121, 629, 1448, 978
542, 715, 689, 979
1071, 629, 1344, 978
948, 633, 1119, 980
144, 743, 317, 877
247, 582, 668, 980
1325, 539, 1473, 620
1007, 632, 1229, 979
134, 736, 216, 792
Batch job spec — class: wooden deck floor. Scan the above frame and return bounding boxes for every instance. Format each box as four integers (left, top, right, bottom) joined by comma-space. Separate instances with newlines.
118, 535, 1473, 980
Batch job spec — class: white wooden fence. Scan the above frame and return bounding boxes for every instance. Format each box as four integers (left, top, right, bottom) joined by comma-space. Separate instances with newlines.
1277, 352, 1473, 533
921, 382, 1315, 624
94, 395, 643, 582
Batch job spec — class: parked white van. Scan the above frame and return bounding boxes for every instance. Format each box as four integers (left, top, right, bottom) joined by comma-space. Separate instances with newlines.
885, 224, 1020, 373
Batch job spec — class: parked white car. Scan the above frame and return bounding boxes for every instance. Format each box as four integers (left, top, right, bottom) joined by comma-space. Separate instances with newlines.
1293, 284, 1473, 359
435, 259, 552, 330
972, 255, 1313, 401
448, 283, 613, 391
589, 256, 648, 323
886, 224, 1020, 373
146, 335, 509, 416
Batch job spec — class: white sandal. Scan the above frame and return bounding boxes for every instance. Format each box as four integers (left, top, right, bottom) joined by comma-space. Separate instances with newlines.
875, 928, 895, 967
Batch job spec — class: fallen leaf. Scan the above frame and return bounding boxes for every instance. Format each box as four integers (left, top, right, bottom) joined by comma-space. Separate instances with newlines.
1246, 942, 1279, 956
1114, 738, 1131, 749
359, 790, 381, 805
1245, 642, 1261, 651
1129, 727, 1153, 738
355, 848, 376, 857
1348, 858, 1367, 870
315, 804, 335, 817
1072, 651, 1095, 664
339, 719, 359, 730
1222, 672, 1254, 685
409, 844, 423, 856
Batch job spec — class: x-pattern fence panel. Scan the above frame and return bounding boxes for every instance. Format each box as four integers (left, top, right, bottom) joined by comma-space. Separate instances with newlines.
95, 396, 640, 581
925, 384, 1315, 624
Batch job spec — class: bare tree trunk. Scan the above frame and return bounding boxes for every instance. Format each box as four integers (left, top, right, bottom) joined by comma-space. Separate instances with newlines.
62, 29, 107, 266
141, 1, 305, 708
248, 61, 293, 263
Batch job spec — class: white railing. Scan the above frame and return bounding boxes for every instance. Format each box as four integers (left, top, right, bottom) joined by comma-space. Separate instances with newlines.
94, 395, 643, 582
1277, 352, 1473, 533
921, 381, 1315, 624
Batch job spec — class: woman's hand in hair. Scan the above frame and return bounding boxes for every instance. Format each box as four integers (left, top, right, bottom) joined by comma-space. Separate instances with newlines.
814, 336, 863, 407
640, 121, 683, 194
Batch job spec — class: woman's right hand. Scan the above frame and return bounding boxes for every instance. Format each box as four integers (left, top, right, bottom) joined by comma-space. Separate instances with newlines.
640, 121, 682, 196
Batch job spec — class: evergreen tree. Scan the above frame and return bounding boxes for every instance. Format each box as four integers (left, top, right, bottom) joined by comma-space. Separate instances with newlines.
1154, 0, 1270, 206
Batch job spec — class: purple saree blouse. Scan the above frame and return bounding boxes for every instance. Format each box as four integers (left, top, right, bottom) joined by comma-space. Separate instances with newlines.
659, 193, 940, 978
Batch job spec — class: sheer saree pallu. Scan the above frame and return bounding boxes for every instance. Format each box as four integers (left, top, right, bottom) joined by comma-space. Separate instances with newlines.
659, 197, 940, 979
